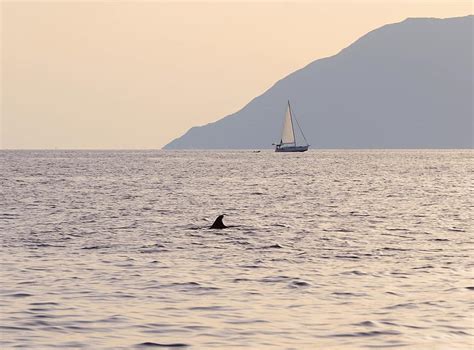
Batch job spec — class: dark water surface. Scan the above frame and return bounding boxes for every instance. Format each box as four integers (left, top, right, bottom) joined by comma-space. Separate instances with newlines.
0, 150, 472, 349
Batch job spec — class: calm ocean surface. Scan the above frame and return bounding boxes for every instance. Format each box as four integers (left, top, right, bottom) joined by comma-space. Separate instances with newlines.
0, 150, 472, 349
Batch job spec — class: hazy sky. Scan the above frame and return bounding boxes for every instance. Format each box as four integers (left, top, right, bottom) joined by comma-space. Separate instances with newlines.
1, 1, 472, 149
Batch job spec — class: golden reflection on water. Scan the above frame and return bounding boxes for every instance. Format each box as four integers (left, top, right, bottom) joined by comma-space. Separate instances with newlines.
0, 150, 472, 349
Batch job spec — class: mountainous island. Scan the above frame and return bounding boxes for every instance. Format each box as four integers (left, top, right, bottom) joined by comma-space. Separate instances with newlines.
164, 15, 473, 149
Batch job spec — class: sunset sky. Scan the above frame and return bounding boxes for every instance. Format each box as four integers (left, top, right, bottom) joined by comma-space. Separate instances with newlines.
1, 1, 472, 149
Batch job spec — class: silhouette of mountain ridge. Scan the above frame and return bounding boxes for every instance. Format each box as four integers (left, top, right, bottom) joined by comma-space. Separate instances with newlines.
164, 15, 473, 149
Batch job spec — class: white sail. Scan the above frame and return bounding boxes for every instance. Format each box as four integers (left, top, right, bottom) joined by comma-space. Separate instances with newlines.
275, 100, 309, 152
280, 104, 295, 144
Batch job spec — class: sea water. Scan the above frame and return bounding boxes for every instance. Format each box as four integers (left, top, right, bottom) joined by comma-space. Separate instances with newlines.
0, 150, 472, 349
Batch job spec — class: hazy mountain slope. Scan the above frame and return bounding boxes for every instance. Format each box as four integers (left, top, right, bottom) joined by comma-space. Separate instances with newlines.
164, 16, 473, 149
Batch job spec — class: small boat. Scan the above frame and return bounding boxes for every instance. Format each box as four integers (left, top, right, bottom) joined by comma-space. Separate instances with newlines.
274, 100, 309, 152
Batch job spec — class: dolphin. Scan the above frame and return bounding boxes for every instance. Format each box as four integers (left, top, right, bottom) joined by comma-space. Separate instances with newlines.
210, 215, 227, 229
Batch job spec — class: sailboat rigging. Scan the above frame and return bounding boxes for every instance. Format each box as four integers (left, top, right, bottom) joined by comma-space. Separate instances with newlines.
274, 100, 309, 152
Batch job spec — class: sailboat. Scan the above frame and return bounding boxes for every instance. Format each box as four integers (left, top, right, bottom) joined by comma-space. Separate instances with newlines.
274, 100, 309, 152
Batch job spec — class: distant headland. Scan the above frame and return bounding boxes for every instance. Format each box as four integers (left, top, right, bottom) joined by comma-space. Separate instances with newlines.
164, 15, 473, 149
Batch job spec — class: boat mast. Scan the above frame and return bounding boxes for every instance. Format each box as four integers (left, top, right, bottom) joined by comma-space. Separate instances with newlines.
288, 100, 296, 146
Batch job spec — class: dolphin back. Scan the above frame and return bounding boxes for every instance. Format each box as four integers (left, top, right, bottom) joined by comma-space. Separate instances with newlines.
210, 215, 227, 229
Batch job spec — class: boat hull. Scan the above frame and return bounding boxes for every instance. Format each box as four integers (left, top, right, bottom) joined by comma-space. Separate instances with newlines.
275, 145, 309, 152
